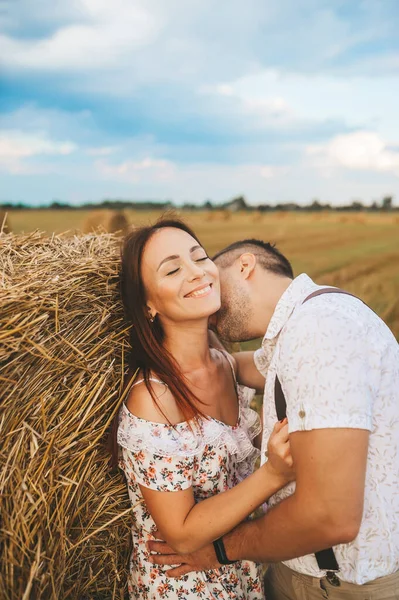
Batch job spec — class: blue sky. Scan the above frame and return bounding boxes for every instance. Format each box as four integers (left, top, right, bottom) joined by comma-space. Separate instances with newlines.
1, 0, 399, 206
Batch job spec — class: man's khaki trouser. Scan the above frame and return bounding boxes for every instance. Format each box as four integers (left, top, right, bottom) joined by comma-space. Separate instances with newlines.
264, 562, 399, 600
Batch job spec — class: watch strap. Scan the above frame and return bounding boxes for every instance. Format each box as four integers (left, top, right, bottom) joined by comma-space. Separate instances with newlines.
213, 537, 237, 565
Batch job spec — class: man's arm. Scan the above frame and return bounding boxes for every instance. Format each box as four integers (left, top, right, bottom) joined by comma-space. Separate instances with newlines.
208, 330, 265, 393
148, 426, 369, 575
233, 351, 265, 393
224, 426, 369, 562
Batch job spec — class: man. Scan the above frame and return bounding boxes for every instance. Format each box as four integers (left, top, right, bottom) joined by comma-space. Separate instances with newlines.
148, 239, 399, 599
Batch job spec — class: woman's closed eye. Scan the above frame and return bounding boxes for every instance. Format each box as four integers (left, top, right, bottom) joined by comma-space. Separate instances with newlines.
165, 256, 208, 276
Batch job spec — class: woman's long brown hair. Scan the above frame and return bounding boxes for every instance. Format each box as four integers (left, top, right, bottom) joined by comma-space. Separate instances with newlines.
110, 217, 208, 468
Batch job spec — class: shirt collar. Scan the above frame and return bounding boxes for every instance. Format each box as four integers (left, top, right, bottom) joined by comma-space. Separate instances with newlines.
262, 273, 319, 345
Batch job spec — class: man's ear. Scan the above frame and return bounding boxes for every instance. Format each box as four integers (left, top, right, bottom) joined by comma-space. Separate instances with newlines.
238, 253, 256, 280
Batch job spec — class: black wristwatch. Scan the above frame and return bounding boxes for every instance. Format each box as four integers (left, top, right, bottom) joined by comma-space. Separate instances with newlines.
213, 537, 237, 565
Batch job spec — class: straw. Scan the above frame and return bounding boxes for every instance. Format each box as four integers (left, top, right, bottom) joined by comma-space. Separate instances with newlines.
0, 230, 133, 599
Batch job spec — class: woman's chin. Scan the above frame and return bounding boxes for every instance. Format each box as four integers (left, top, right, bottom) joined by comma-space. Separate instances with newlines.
184, 299, 221, 321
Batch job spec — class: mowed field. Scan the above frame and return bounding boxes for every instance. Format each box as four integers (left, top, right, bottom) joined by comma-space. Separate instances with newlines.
6, 208, 399, 338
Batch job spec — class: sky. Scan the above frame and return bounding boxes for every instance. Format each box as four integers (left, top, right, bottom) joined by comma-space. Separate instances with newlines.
1, 0, 399, 206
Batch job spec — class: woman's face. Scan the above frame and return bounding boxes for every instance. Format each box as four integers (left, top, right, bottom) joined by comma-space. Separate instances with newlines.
142, 227, 221, 325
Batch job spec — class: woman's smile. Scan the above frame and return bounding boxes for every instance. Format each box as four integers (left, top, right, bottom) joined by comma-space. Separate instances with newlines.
184, 283, 213, 299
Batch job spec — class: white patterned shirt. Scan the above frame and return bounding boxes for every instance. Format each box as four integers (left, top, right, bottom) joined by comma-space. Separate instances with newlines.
254, 273, 399, 585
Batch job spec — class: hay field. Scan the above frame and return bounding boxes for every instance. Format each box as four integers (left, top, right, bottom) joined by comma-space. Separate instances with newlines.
8, 208, 399, 337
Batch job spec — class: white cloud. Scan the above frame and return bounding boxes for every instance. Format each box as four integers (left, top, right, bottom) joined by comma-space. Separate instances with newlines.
260, 165, 288, 178
97, 157, 177, 183
307, 131, 399, 175
202, 68, 399, 140
0, 0, 160, 71
3, 0, 395, 85
202, 75, 292, 114
86, 146, 118, 156
0, 130, 76, 173
96, 156, 288, 194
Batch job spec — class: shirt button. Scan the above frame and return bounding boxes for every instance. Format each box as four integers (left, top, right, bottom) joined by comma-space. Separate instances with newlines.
298, 409, 306, 419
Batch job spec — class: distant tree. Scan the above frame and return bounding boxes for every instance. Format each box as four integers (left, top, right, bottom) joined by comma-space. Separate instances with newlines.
309, 199, 323, 211
204, 200, 214, 210
382, 196, 393, 210
350, 200, 364, 211
49, 200, 70, 210
223, 196, 248, 211
370, 201, 379, 211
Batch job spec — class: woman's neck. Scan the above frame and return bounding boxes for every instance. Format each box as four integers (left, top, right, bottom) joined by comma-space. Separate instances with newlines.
163, 319, 212, 375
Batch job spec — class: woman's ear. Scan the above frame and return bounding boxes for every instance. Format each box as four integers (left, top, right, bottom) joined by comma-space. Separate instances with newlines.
238, 253, 256, 279
146, 304, 157, 321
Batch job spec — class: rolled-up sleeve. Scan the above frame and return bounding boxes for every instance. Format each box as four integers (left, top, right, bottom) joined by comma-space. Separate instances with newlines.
278, 309, 373, 433
254, 347, 269, 377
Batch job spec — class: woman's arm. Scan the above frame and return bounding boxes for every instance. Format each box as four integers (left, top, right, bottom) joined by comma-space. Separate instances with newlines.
140, 420, 292, 554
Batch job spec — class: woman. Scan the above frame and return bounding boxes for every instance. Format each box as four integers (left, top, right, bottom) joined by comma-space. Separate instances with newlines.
113, 218, 293, 599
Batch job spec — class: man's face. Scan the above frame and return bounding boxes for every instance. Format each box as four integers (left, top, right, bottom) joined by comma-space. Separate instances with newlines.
214, 262, 255, 342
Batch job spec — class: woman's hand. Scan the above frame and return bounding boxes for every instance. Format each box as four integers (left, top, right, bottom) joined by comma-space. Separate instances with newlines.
263, 419, 295, 484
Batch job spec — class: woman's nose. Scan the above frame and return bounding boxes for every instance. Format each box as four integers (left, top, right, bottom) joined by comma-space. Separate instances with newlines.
187, 261, 205, 280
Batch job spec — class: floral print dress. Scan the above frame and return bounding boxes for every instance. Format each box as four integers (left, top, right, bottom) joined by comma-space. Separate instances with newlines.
117, 351, 264, 600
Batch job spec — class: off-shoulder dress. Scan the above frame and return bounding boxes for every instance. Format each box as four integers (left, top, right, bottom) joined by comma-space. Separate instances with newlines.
117, 350, 264, 600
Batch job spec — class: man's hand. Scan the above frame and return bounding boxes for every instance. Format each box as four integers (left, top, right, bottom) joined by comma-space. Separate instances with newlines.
147, 536, 220, 578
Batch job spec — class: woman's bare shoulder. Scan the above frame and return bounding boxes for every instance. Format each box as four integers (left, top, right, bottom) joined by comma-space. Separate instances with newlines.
125, 376, 185, 425
210, 347, 237, 377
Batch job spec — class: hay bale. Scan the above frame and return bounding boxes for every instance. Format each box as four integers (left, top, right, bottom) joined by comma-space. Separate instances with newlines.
0, 231, 132, 599
82, 210, 129, 235
0, 209, 12, 233
252, 211, 263, 223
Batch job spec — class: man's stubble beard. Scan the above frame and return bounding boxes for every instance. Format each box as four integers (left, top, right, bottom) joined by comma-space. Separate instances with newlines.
216, 285, 255, 343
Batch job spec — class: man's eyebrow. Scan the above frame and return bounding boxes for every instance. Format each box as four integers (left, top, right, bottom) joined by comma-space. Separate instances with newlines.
156, 246, 203, 271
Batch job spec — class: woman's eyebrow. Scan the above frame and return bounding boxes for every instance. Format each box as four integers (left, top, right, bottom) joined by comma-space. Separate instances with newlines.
157, 255, 179, 271
156, 246, 203, 271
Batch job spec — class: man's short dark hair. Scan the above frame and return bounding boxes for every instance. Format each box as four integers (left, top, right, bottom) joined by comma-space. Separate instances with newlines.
212, 239, 294, 279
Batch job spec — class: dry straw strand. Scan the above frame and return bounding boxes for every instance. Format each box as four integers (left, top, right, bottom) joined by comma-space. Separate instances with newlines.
0, 230, 133, 599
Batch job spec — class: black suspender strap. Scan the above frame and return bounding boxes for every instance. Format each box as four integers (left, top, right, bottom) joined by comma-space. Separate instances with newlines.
273, 287, 361, 574
275, 373, 340, 572
274, 375, 287, 422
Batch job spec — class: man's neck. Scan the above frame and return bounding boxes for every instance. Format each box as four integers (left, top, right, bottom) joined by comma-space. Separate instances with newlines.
253, 274, 293, 337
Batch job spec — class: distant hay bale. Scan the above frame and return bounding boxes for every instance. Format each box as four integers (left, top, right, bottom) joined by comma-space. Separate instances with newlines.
0, 209, 12, 233
338, 214, 366, 225
82, 210, 129, 235
252, 211, 263, 223
0, 231, 132, 599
